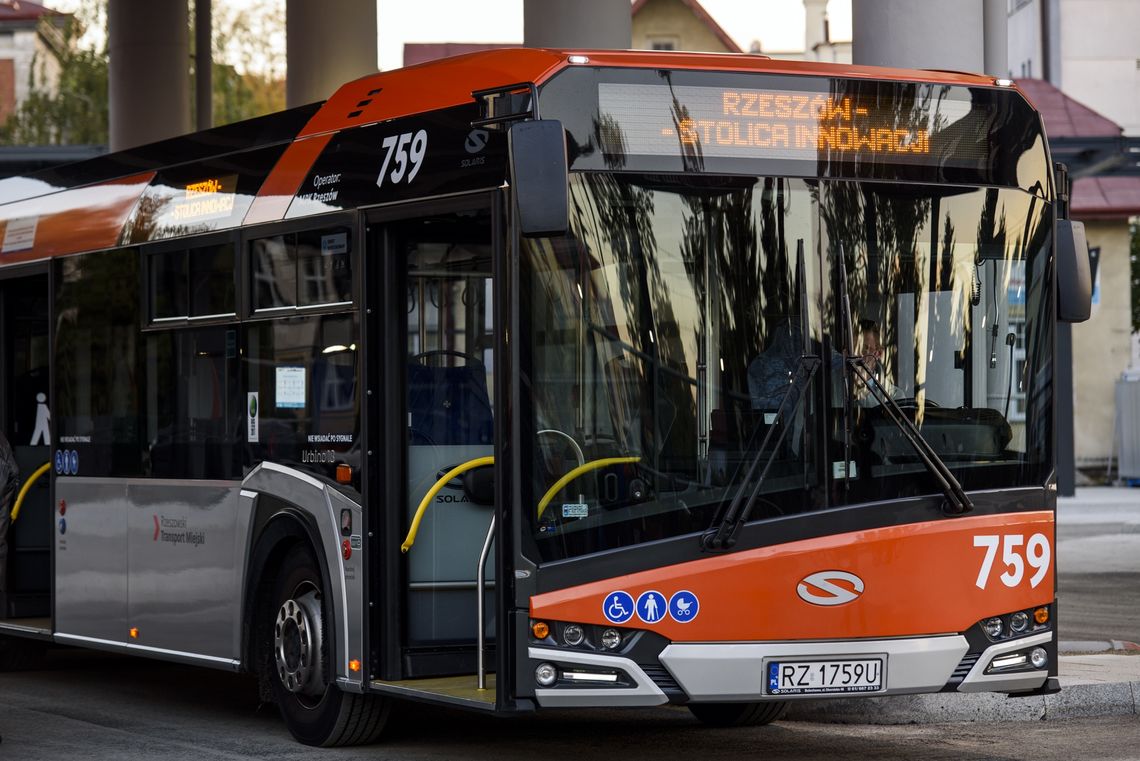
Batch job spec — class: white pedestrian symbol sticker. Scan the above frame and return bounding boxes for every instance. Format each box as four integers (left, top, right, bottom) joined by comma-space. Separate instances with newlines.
636, 591, 667, 624
31, 392, 50, 446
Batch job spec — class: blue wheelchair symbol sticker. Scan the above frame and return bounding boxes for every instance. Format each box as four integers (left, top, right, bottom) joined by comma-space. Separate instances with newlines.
668, 590, 700, 623
69, 450, 79, 475
636, 590, 668, 624
54, 450, 64, 474
602, 591, 634, 624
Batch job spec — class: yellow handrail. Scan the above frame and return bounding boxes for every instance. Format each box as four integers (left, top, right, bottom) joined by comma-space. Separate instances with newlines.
401, 456, 495, 553
11, 462, 51, 523
536, 457, 641, 519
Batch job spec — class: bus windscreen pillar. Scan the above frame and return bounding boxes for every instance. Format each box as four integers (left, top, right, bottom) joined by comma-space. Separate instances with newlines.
109, 0, 190, 151
523, 0, 632, 50
852, 0, 985, 72
286, 0, 378, 108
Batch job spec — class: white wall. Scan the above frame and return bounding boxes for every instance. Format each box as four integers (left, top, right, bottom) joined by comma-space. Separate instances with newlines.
1060, 0, 1140, 135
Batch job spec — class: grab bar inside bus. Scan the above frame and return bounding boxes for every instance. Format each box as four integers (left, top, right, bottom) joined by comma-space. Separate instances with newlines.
401, 456, 494, 553
10, 462, 51, 523
536, 457, 641, 519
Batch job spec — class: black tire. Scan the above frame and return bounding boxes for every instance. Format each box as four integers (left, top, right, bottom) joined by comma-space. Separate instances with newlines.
265, 544, 390, 746
0, 635, 46, 672
688, 701, 788, 727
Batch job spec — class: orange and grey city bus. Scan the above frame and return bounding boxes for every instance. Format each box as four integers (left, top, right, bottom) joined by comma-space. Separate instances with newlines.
0, 49, 1091, 745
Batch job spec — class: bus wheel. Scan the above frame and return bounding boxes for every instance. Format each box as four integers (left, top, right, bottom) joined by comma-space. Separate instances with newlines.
688, 701, 788, 727
267, 544, 390, 746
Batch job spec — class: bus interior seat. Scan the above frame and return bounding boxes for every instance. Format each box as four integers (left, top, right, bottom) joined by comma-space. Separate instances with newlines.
407, 362, 493, 446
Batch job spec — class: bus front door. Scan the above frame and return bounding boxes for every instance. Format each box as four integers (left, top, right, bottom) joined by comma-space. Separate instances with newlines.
369, 196, 501, 689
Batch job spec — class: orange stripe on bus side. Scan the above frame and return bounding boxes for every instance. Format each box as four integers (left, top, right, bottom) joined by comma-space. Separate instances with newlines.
243, 134, 334, 226
530, 510, 1055, 642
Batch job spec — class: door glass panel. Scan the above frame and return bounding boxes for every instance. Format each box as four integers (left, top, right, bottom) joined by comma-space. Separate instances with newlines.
3, 275, 52, 617
398, 209, 496, 646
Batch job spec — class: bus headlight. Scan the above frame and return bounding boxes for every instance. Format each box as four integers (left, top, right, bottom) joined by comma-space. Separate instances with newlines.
600, 628, 622, 650
562, 623, 585, 647
1010, 611, 1029, 633
983, 617, 1003, 638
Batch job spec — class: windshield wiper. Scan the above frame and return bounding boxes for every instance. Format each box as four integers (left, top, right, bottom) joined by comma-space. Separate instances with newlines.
836, 247, 973, 516
700, 355, 818, 551
702, 240, 817, 552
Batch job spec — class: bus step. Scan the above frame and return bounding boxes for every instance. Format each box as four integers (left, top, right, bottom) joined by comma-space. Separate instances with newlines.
370, 673, 497, 710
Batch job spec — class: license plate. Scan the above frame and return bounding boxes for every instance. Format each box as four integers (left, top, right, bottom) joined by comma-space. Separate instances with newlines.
766, 658, 884, 695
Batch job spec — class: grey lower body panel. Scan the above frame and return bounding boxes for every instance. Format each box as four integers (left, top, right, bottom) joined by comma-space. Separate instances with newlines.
957, 631, 1051, 693
659, 636, 970, 701
529, 647, 669, 708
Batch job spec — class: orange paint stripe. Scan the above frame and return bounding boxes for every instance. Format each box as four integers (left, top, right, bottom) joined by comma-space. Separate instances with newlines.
243, 134, 334, 226
0, 171, 154, 263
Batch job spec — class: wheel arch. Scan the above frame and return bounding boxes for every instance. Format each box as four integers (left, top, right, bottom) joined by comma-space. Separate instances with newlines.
240, 496, 331, 671
237, 463, 366, 693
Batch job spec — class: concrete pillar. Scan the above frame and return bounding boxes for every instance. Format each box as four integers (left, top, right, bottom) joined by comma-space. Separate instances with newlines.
982, 0, 1007, 77
286, 0, 377, 108
523, 0, 631, 50
851, 0, 984, 73
195, 0, 212, 131
108, 0, 191, 151
804, 0, 828, 59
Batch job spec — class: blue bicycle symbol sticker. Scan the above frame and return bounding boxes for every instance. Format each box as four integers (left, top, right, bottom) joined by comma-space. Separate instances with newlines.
602, 591, 634, 624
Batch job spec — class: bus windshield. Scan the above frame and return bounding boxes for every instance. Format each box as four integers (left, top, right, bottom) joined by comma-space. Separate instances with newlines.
522, 173, 1052, 562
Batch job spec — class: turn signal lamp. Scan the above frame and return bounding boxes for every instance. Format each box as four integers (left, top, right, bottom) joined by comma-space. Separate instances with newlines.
1034, 607, 1049, 625
531, 621, 550, 639
336, 464, 352, 484
129, 627, 139, 639
349, 659, 362, 673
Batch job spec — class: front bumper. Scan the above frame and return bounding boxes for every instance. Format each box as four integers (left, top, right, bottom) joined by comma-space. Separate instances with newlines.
529, 633, 1051, 707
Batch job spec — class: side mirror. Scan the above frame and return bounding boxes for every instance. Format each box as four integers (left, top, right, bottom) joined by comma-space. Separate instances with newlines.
1057, 219, 1091, 323
508, 119, 568, 238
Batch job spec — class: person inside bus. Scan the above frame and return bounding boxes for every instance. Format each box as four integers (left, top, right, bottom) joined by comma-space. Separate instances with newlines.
0, 429, 18, 606
852, 319, 901, 406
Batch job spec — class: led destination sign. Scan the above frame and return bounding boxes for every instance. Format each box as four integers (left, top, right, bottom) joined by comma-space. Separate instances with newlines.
598, 83, 976, 166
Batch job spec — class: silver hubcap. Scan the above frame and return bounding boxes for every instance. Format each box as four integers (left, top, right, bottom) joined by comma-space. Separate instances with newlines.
274, 588, 324, 696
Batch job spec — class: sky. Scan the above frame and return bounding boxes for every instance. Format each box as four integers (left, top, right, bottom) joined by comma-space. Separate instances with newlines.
47, 0, 852, 74
376, 0, 852, 70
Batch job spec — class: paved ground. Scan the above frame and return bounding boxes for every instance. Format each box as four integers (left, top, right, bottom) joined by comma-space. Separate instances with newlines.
1, 649, 1139, 761
1057, 488, 1140, 643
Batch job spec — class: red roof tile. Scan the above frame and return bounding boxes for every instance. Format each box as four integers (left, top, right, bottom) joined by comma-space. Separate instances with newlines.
632, 0, 743, 54
403, 43, 515, 68
1015, 78, 1121, 138
0, 1, 60, 22
1072, 176, 1140, 220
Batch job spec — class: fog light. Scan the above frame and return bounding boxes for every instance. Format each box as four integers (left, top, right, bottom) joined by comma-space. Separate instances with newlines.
600, 628, 621, 650
1010, 611, 1029, 633
535, 662, 558, 687
1030, 647, 1048, 669
983, 617, 1003, 638
562, 623, 585, 647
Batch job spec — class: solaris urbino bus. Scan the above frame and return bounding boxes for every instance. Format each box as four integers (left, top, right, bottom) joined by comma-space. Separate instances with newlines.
0, 48, 1091, 745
